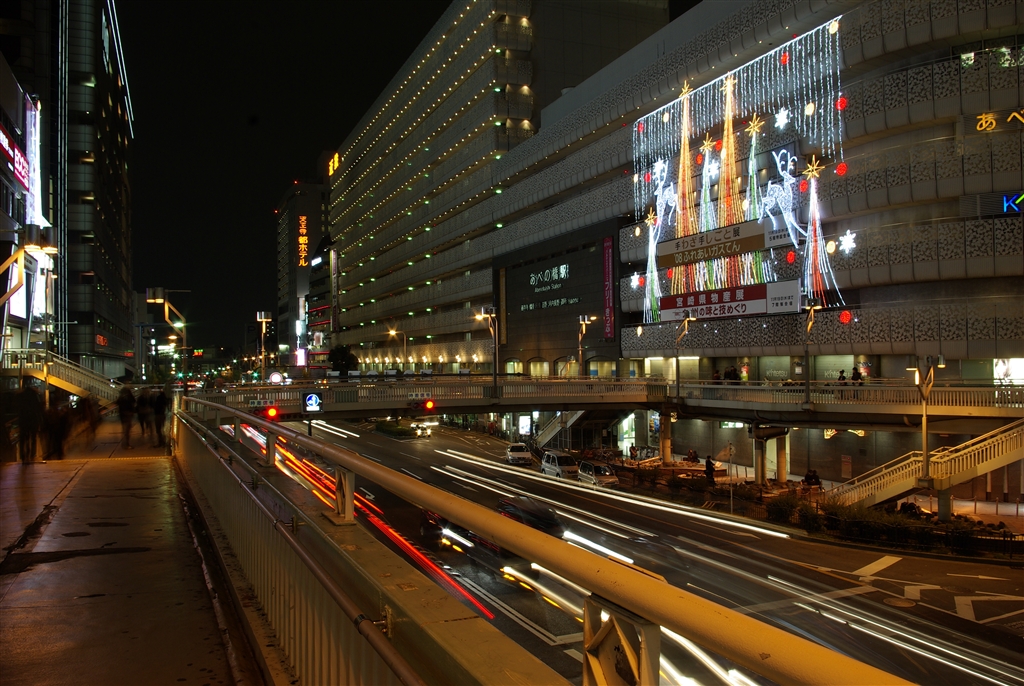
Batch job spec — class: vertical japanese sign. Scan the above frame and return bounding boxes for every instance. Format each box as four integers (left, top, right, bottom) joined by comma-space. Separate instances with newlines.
603, 237, 614, 338
297, 215, 309, 266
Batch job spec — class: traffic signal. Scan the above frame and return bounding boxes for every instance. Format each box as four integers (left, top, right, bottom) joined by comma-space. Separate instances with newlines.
254, 405, 280, 421
409, 399, 436, 413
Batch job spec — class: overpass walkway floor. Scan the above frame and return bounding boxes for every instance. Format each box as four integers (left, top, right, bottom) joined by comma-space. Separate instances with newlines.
0, 416, 263, 686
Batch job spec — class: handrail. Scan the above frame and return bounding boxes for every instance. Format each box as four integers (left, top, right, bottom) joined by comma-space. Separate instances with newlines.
180, 396, 907, 686
2, 348, 121, 402
177, 411, 426, 686
830, 419, 1024, 505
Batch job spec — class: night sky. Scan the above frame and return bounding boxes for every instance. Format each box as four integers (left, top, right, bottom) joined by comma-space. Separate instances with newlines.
118, 0, 450, 349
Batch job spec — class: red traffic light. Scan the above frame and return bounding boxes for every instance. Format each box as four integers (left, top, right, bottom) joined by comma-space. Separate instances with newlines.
424, 399, 435, 411
410, 399, 436, 413
266, 407, 279, 419
254, 405, 281, 421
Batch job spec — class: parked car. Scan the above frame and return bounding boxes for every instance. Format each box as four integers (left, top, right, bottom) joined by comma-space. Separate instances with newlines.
540, 450, 578, 479
505, 443, 533, 466
577, 460, 618, 488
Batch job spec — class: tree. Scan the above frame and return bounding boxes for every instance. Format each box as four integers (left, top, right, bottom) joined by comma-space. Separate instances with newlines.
328, 345, 359, 372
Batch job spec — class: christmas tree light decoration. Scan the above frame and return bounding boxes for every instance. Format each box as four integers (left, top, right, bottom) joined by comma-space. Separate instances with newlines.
630, 18, 846, 321
839, 229, 857, 254
804, 177, 843, 307
744, 113, 765, 221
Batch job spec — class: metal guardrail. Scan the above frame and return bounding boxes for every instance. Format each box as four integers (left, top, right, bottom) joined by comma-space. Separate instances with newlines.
178, 396, 908, 686
2, 348, 120, 403
829, 418, 1024, 505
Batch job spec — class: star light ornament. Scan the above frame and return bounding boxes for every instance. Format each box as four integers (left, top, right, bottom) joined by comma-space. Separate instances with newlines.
631, 272, 640, 289
839, 229, 857, 254
775, 107, 790, 129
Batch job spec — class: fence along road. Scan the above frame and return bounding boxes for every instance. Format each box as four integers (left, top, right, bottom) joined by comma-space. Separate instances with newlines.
180, 396, 908, 686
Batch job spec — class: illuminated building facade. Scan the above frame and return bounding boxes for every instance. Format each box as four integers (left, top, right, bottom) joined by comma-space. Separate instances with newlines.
328, 0, 669, 370
275, 180, 325, 367
1, 0, 135, 377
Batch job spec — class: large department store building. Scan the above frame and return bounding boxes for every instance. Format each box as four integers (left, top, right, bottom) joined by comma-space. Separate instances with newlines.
328, 0, 1023, 492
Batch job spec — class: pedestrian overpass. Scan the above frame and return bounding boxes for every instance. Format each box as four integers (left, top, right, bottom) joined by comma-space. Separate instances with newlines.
1, 349, 121, 404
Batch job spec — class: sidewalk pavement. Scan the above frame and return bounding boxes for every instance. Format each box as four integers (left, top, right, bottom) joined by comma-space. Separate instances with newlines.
0, 415, 247, 686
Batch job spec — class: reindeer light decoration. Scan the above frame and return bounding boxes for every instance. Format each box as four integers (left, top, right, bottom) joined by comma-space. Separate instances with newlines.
759, 149, 804, 248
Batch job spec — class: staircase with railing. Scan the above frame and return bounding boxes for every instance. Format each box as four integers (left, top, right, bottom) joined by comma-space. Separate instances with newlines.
2, 349, 121, 404
829, 418, 1024, 507
534, 410, 585, 449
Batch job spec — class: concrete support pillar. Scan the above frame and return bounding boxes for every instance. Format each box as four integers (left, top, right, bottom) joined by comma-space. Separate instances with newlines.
937, 488, 952, 522
660, 407, 673, 465
753, 439, 766, 486
325, 466, 356, 526
233, 415, 242, 443
634, 410, 649, 447
265, 432, 278, 467
776, 436, 788, 482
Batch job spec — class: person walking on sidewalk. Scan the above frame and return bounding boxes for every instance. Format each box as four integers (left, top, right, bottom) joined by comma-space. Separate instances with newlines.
705, 455, 716, 487
16, 380, 42, 463
151, 385, 169, 447
117, 387, 136, 449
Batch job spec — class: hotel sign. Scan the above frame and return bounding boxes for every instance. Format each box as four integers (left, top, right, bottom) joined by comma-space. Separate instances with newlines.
298, 215, 309, 266
656, 219, 792, 268
660, 280, 801, 321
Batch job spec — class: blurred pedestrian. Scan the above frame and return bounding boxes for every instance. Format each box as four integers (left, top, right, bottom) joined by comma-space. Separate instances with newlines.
152, 384, 169, 447
44, 405, 71, 459
705, 455, 716, 487
117, 387, 136, 449
16, 380, 42, 463
137, 389, 153, 440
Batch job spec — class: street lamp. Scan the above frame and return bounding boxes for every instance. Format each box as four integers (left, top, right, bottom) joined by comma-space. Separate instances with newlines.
148, 287, 190, 388
577, 315, 598, 377
388, 329, 407, 371
914, 354, 944, 486
674, 312, 697, 398
256, 311, 272, 382
475, 306, 498, 392
802, 297, 823, 407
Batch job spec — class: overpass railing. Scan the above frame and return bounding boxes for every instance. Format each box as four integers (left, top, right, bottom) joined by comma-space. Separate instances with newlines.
2, 348, 120, 403
194, 378, 1023, 416
175, 396, 907, 686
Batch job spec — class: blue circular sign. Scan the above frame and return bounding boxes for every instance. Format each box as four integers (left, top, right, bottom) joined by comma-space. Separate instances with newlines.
304, 393, 322, 412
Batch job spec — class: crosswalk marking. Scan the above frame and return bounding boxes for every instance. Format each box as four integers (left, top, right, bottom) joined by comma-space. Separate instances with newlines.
851, 555, 902, 577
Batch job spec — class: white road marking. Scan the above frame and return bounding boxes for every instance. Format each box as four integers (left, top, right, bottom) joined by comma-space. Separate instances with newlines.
460, 577, 583, 646
851, 555, 902, 577
358, 487, 376, 500
401, 452, 422, 460
453, 482, 478, 492
361, 453, 382, 463
948, 573, 1010, 581
904, 584, 941, 600
400, 468, 423, 481
737, 585, 876, 614
955, 595, 1024, 622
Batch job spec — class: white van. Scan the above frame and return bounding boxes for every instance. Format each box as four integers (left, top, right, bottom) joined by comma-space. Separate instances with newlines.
540, 450, 578, 479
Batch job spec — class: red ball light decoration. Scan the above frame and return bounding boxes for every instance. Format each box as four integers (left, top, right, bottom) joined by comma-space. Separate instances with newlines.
666, 268, 674, 279
836, 96, 848, 111
637, 122, 645, 133
799, 179, 809, 193
835, 162, 848, 176
786, 250, 796, 264
696, 153, 704, 165
638, 276, 646, 287
780, 52, 789, 65
839, 310, 853, 325
715, 139, 723, 151
644, 171, 651, 183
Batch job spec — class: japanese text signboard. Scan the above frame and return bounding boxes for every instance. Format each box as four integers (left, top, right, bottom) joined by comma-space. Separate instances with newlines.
659, 280, 801, 321
656, 219, 792, 268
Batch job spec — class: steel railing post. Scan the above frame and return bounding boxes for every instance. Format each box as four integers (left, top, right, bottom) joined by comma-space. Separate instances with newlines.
234, 414, 242, 443
328, 466, 355, 525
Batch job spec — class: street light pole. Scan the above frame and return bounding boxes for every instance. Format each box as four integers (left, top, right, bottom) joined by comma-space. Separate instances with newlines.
475, 307, 498, 393
577, 315, 597, 377
256, 311, 272, 383
802, 297, 822, 407
674, 313, 697, 399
